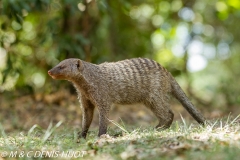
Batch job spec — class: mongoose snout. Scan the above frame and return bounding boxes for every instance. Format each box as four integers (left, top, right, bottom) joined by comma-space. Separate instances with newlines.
48, 70, 58, 79
48, 66, 66, 79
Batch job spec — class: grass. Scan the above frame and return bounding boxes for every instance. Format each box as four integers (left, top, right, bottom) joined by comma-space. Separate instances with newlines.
1, 116, 240, 160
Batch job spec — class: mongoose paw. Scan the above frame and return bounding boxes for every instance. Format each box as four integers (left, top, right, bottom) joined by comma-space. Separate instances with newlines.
76, 139, 81, 143
155, 124, 170, 131
76, 137, 87, 143
99, 134, 111, 139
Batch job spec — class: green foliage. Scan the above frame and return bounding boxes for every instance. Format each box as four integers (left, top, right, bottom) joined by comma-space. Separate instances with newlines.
0, 0, 240, 108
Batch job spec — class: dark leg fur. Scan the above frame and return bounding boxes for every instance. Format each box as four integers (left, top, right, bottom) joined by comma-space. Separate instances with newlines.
98, 107, 110, 137
145, 96, 174, 130
78, 99, 95, 140
155, 110, 174, 129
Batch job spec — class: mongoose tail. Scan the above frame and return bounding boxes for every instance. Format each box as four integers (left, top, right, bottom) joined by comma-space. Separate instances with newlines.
170, 75, 206, 125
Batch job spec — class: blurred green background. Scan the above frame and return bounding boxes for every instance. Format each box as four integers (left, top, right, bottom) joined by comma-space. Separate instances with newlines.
0, 0, 240, 131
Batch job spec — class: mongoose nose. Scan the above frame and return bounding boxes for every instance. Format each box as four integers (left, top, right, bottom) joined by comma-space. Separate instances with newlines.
48, 70, 51, 75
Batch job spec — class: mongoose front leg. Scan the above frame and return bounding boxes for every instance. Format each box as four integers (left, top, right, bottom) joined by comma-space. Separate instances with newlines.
98, 107, 110, 137
78, 98, 95, 139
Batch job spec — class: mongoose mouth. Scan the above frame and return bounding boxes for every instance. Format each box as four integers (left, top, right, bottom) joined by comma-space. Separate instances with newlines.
48, 70, 64, 79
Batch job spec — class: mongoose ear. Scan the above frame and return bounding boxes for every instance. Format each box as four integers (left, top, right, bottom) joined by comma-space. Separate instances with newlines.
77, 60, 83, 71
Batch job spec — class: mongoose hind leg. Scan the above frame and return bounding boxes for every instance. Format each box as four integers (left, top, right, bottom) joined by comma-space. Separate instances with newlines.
145, 98, 174, 130
155, 110, 174, 130
78, 98, 95, 139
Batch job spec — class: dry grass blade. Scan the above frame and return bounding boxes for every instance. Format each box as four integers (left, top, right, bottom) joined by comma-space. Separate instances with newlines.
108, 118, 129, 134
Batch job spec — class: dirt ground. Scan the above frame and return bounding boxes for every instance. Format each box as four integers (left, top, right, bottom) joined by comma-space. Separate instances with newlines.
0, 89, 228, 132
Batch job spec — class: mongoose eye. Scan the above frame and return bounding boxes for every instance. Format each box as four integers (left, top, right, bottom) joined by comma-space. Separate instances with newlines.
58, 66, 65, 69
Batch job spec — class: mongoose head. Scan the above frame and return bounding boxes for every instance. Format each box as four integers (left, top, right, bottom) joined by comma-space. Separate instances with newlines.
48, 58, 83, 81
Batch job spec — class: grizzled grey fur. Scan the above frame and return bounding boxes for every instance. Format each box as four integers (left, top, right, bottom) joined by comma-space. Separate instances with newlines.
48, 58, 206, 139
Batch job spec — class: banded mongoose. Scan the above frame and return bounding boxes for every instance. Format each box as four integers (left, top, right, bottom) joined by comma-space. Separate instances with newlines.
48, 58, 206, 139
